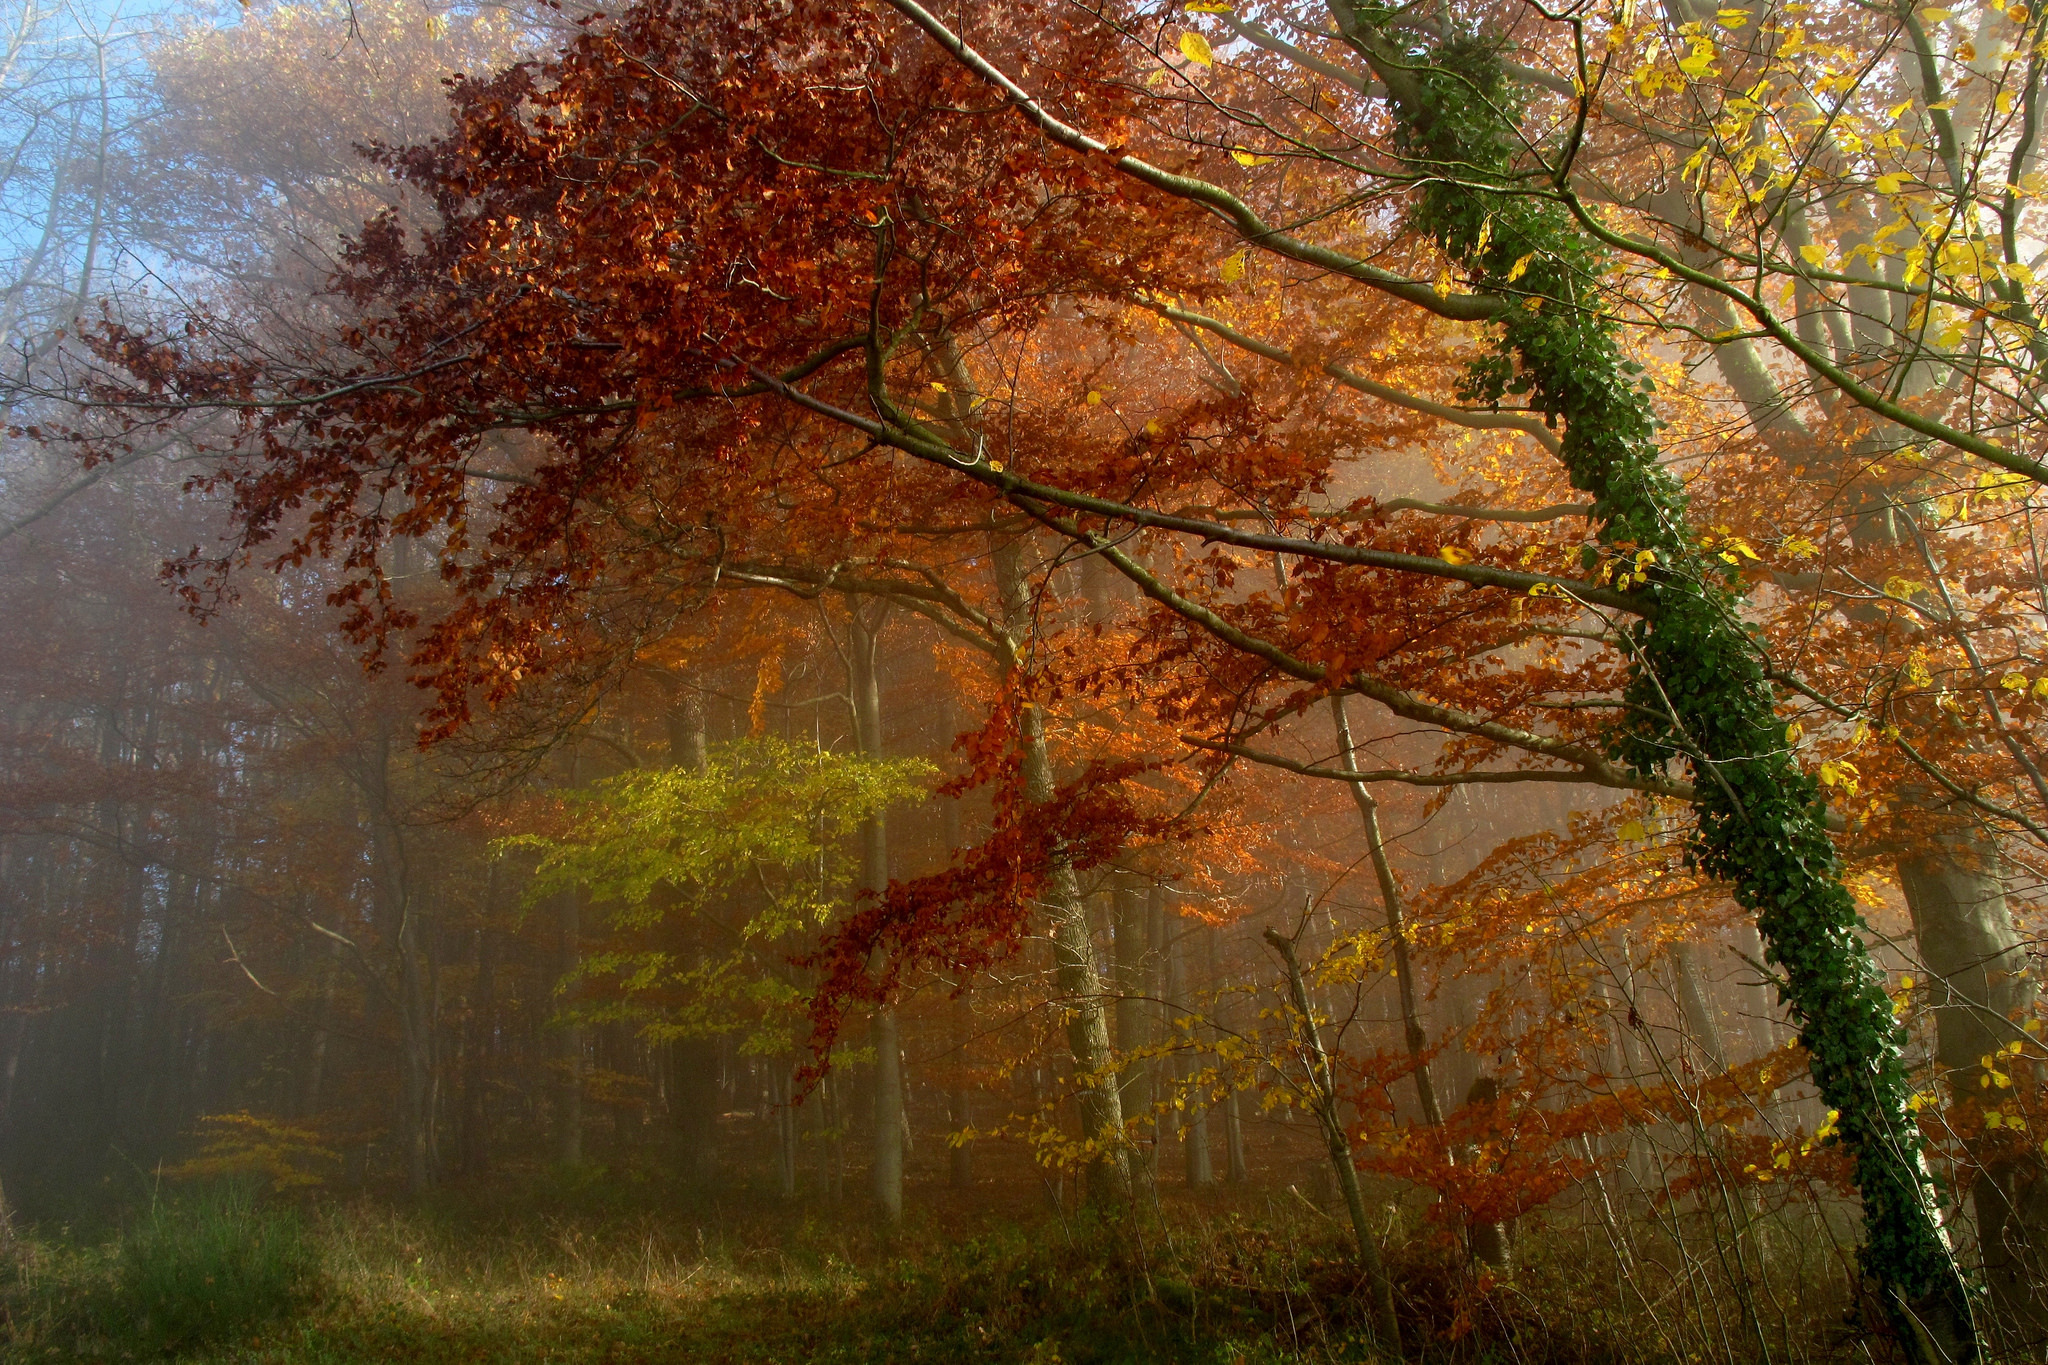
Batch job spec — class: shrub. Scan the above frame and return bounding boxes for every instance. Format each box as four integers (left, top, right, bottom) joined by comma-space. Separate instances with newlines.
96, 1182, 319, 1355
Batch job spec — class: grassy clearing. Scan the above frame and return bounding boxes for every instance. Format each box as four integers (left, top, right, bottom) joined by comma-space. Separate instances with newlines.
0, 1180, 1877, 1364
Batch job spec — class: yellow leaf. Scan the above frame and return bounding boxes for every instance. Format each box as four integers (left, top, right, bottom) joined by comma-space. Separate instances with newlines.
1716, 6, 1750, 24
1505, 253, 1535, 282
1220, 251, 1246, 282
1179, 30, 1213, 66
1922, 6, 1952, 20
1185, 1, 1233, 9
2002, 671, 2028, 690
1085, 390, 1103, 405
1439, 545, 1472, 564
1618, 819, 1648, 840
1230, 148, 1275, 166
986, 459, 1005, 472
1875, 171, 1908, 194
929, 380, 946, 392
1785, 720, 1804, 744
1799, 243, 1827, 266
1783, 535, 1819, 558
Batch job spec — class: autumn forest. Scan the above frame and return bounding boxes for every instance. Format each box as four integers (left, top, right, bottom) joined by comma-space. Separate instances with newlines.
0, 0, 2043, 1360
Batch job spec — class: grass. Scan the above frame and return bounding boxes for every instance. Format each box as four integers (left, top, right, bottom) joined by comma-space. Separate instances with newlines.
0, 1177, 1882, 1364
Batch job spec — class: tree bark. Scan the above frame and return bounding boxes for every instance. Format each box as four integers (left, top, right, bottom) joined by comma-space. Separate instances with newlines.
1112, 874, 1155, 1185
848, 604, 904, 1223
1265, 924, 1402, 1356
1208, 928, 1249, 1184
1330, 697, 1445, 1130
1672, 942, 1729, 1074
994, 536, 1130, 1204
1169, 923, 1212, 1187
1899, 819, 2047, 1346
665, 690, 720, 1189
555, 884, 584, 1169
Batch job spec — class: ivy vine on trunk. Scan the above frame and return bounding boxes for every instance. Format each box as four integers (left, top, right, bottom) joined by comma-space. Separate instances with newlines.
1333, 8, 1976, 1356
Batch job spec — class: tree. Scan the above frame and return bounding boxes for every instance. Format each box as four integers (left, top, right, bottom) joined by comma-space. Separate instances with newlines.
58, 1, 2048, 1352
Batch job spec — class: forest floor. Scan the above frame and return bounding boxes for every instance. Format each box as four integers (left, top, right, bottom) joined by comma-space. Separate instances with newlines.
0, 1164, 1879, 1365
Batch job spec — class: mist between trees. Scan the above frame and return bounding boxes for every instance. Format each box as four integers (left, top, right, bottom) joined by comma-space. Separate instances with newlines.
2, 0, 2048, 1361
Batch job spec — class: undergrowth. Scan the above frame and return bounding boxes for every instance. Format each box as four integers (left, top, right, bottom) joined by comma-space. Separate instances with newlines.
0, 1184, 1876, 1363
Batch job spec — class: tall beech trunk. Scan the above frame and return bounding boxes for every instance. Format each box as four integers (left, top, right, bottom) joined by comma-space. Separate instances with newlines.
1898, 818, 2048, 1344
847, 605, 905, 1223
1208, 928, 1250, 1184
1671, 943, 1729, 1074
365, 726, 435, 1195
994, 536, 1130, 1204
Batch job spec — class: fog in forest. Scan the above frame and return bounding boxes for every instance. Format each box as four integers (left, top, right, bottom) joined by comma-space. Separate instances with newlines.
0, 1, 2044, 1362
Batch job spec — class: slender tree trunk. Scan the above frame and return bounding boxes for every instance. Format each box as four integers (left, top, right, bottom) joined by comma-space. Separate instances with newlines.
948, 987, 974, 1190
1330, 698, 1444, 1129
665, 691, 721, 1189
1265, 925, 1402, 1356
298, 937, 339, 1121
555, 883, 584, 1169
848, 605, 905, 1223
461, 918, 496, 1177
1459, 1075, 1513, 1273
1169, 924, 1213, 1187
1112, 874, 1155, 1186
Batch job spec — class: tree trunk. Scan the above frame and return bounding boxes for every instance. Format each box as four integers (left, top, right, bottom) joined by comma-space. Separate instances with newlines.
1265, 925, 1402, 1357
949, 988, 974, 1190
1208, 929, 1249, 1184
1169, 924, 1213, 1187
1672, 943, 1729, 1074
995, 536, 1129, 1204
1460, 1076, 1513, 1273
1112, 873, 1155, 1185
666, 691, 721, 1189
848, 605, 904, 1223
460, 917, 496, 1178
365, 726, 435, 1195
555, 883, 584, 1169
1330, 697, 1444, 1128
1898, 819, 2047, 1346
